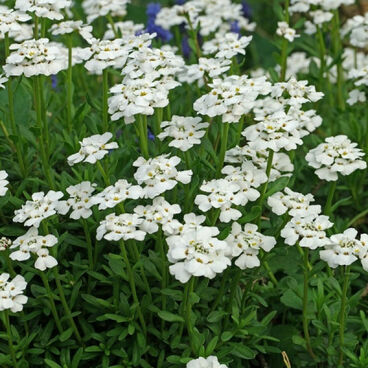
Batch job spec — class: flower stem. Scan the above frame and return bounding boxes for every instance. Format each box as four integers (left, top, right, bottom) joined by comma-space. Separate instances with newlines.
184, 277, 196, 354
102, 69, 109, 132
279, 0, 290, 82
39, 271, 64, 334
137, 114, 149, 159
3, 310, 18, 368
52, 268, 83, 344
96, 160, 110, 186
119, 240, 147, 335
324, 181, 337, 217
66, 35, 74, 133
338, 265, 350, 366
216, 122, 230, 178
300, 247, 316, 359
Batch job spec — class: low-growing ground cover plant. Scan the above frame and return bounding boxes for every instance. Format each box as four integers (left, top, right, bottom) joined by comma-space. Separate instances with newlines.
0, 0, 368, 367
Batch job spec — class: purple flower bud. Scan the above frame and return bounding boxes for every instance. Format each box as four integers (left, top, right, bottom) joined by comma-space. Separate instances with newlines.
181, 36, 191, 59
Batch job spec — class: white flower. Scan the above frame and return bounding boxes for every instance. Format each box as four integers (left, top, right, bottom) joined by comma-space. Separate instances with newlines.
341, 13, 368, 49
186, 356, 228, 368
134, 197, 181, 234
10, 227, 58, 270
167, 226, 231, 283
347, 89, 366, 106
0, 74, 8, 88
0, 273, 28, 313
50, 20, 93, 41
0, 237, 12, 251
226, 223, 276, 269
82, 0, 130, 23
103, 21, 144, 40
267, 188, 321, 217
306, 135, 367, 181
13, 191, 68, 228
320, 228, 361, 268
65, 181, 97, 219
358, 234, 368, 271
15, 0, 71, 20
67, 132, 118, 166
276, 21, 299, 42
92, 179, 143, 210
133, 154, 192, 199
310, 10, 333, 25
4, 38, 67, 77
0, 170, 9, 196
158, 115, 208, 151
281, 215, 334, 249
96, 213, 146, 242
0, 6, 31, 38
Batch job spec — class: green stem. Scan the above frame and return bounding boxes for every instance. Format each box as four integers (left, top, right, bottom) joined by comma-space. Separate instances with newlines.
102, 69, 109, 132
67, 35, 74, 132
324, 181, 337, 217
107, 15, 119, 38
3, 310, 18, 368
137, 114, 149, 159
96, 160, 110, 186
338, 266, 350, 367
185, 14, 202, 61
39, 271, 64, 334
156, 230, 167, 331
184, 277, 196, 354
279, 0, 290, 82
52, 268, 83, 344
33, 15, 39, 39
216, 122, 230, 178
300, 247, 316, 359
119, 240, 147, 335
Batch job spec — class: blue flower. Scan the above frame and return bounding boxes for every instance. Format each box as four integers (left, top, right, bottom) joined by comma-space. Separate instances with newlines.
242, 1, 252, 19
181, 36, 191, 59
230, 21, 241, 36
147, 2, 161, 18
146, 2, 173, 42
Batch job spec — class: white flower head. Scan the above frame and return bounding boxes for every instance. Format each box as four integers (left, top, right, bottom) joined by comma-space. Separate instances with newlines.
0, 273, 28, 313
82, 0, 130, 23
186, 356, 228, 368
67, 132, 118, 166
276, 21, 299, 42
15, 0, 71, 20
0, 170, 9, 196
50, 20, 93, 41
65, 181, 97, 219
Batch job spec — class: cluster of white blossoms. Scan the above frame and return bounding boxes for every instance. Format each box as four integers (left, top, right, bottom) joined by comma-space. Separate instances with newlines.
0, 6, 31, 39
281, 214, 334, 249
133, 155, 192, 199
167, 222, 230, 283
319, 228, 367, 268
202, 33, 252, 59
67, 132, 118, 166
341, 12, 368, 49
96, 213, 145, 242
276, 21, 299, 42
226, 223, 276, 269
155, 0, 255, 37
103, 21, 144, 40
195, 178, 251, 223
186, 356, 228, 368
13, 190, 68, 228
0, 237, 12, 251
82, 0, 130, 23
346, 66, 368, 106
50, 20, 93, 41
0, 170, 9, 196
225, 145, 294, 182
193, 75, 272, 123
134, 197, 181, 235
306, 135, 367, 181
15, 0, 71, 20
4, 38, 67, 77
92, 179, 142, 210
0, 273, 27, 313
268, 188, 321, 217
157, 115, 209, 151
178, 57, 231, 87
10, 227, 58, 271
65, 182, 96, 220
108, 35, 183, 123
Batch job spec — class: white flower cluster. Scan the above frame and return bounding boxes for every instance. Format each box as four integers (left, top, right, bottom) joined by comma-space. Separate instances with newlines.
347, 66, 368, 106
0, 273, 27, 313
15, 0, 71, 20
158, 115, 208, 151
276, 21, 299, 42
155, 0, 255, 37
4, 38, 67, 77
186, 356, 228, 368
13, 191, 68, 228
0, 170, 9, 196
50, 20, 93, 41
225, 145, 294, 182
306, 135, 367, 181
193, 75, 271, 123
342, 13, 368, 49
167, 220, 230, 283
226, 223, 276, 269
67, 132, 118, 166
0, 6, 31, 39
92, 179, 142, 210
268, 188, 321, 217
0, 237, 12, 251
103, 21, 144, 40
82, 0, 130, 23
10, 227, 59, 271
65, 182, 96, 220
133, 155, 192, 199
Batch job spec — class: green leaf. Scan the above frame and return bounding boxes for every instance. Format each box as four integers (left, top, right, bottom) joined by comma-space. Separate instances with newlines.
230, 343, 256, 359
265, 177, 290, 198
59, 327, 73, 342
205, 336, 219, 356
44, 359, 62, 368
208, 310, 227, 323
237, 206, 262, 225
280, 289, 302, 310
157, 311, 184, 323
